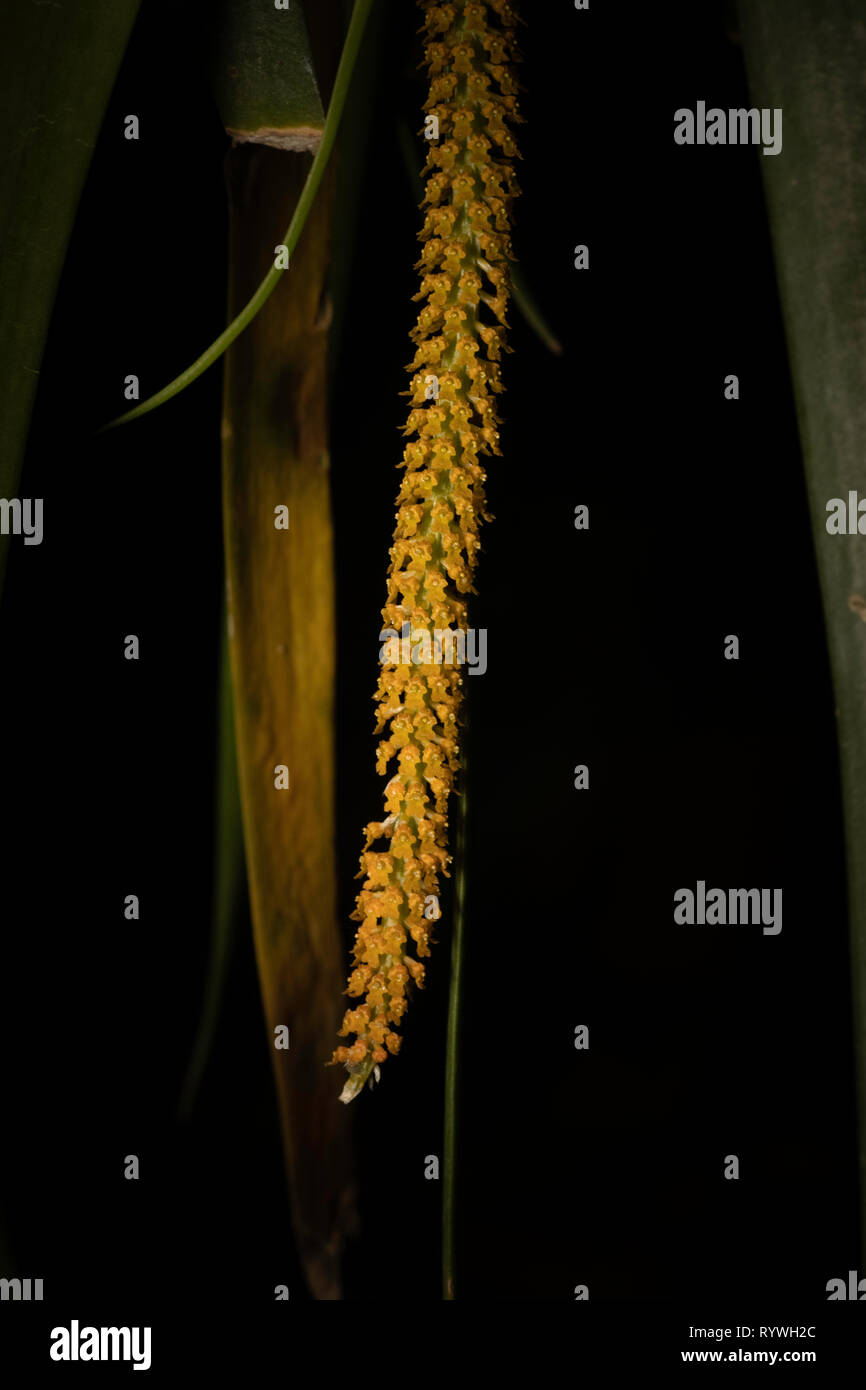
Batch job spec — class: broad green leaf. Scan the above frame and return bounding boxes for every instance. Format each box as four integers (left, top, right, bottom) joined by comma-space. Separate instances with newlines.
739, 0, 866, 1257
0, 0, 141, 588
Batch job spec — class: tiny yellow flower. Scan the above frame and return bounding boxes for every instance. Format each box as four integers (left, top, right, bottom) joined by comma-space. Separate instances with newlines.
332, 0, 520, 1102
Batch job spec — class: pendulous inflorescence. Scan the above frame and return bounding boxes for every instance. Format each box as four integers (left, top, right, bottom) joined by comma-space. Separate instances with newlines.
332, 0, 521, 1102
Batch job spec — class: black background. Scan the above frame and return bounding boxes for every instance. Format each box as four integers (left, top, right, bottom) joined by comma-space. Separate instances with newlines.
0, 0, 862, 1361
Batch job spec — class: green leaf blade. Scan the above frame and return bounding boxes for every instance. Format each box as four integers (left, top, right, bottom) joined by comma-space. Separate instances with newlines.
0, 0, 142, 585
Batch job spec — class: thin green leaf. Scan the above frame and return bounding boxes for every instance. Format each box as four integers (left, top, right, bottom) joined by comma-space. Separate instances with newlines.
508, 260, 563, 357
443, 755, 469, 1300
178, 609, 245, 1121
102, 0, 374, 432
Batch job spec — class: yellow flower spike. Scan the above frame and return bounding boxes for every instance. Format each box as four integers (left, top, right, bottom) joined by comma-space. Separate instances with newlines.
333, 0, 520, 1104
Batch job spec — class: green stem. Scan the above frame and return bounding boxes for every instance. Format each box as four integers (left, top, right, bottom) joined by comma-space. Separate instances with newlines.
443, 754, 469, 1300
101, 0, 374, 431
